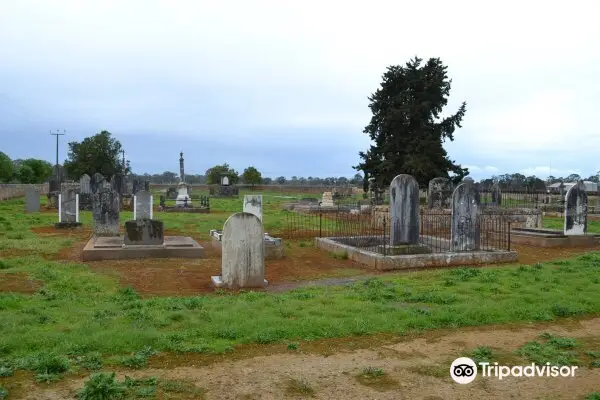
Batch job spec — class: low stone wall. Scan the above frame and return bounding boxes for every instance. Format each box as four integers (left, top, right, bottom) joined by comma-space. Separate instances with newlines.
0, 183, 50, 201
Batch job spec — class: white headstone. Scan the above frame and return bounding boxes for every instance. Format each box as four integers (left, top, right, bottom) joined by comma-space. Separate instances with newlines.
212, 212, 267, 289
134, 191, 153, 220
243, 195, 263, 222
222, 176, 230, 186
564, 180, 587, 235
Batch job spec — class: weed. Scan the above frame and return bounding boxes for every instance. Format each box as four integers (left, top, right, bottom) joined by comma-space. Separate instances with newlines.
518, 334, 580, 365
287, 343, 299, 351
77, 372, 126, 400
0, 385, 7, 400
469, 346, 494, 364
362, 367, 385, 378
329, 251, 349, 260
585, 393, 600, 400
285, 378, 315, 397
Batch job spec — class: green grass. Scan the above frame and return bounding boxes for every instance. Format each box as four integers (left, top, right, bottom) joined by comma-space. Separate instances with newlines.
1, 194, 600, 382
543, 216, 600, 233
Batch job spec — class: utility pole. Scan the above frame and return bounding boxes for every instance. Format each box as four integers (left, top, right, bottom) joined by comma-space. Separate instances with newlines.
50, 129, 65, 183
120, 149, 126, 173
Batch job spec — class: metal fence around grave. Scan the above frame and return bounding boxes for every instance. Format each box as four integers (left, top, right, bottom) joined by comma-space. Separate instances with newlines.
281, 209, 511, 254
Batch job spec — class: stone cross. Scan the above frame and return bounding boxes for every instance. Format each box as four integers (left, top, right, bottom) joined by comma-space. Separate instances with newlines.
427, 177, 453, 209
564, 180, 587, 235
25, 187, 40, 213
243, 194, 263, 222
211, 212, 267, 289
389, 174, 420, 245
92, 189, 120, 236
133, 190, 153, 220
451, 181, 480, 251
59, 188, 79, 223
79, 174, 91, 194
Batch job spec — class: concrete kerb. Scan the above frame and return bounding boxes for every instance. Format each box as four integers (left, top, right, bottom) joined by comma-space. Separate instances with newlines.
315, 236, 518, 271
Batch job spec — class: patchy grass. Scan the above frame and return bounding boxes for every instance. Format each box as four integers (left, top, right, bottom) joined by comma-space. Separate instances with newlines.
543, 216, 600, 233
356, 367, 399, 391
285, 378, 315, 397
518, 333, 581, 365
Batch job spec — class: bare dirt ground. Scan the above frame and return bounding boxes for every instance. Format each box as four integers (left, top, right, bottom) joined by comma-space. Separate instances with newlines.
2, 317, 598, 399
0, 272, 41, 294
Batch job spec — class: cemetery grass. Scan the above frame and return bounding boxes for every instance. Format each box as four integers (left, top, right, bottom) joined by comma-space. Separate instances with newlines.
2, 195, 600, 391
543, 216, 600, 233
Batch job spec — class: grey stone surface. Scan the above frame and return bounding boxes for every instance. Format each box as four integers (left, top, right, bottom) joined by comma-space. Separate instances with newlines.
59, 189, 79, 223
212, 212, 266, 288
79, 174, 91, 194
564, 180, 587, 235
25, 187, 40, 213
134, 190, 153, 220
92, 189, 120, 236
82, 235, 204, 261
49, 179, 60, 193
427, 177, 453, 209
490, 183, 502, 206
175, 182, 192, 206
389, 174, 420, 245
451, 182, 480, 251
112, 173, 124, 195
243, 194, 263, 222
91, 173, 106, 194
179, 152, 185, 182
124, 219, 164, 246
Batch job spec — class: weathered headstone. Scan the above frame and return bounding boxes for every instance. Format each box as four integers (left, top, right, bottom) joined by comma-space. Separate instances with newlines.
490, 183, 502, 206
243, 194, 263, 222
112, 173, 124, 195
92, 189, 120, 236
451, 182, 480, 251
427, 177, 453, 209
25, 187, 40, 213
564, 180, 587, 235
211, 212, 267, 288
320, 192, 334, 207
49, 178, 60, 193
91, 173, 106, 194
124, 219, 164, 246
134, 190, 153, 220
59, 189, 79, 223
79, 174, 91, 194
389, 174, 420, 245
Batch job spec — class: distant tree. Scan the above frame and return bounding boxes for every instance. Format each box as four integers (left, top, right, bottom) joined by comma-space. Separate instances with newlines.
0, 152, 13, 183
262, 177, 273, 185
565, 173, 581, 182
354, 57, 468, 189
205, 163, 239, 184
275, 176, 286, 185
242, 166, 262, 187
524, 175, 545, 190
63, 131, 129, 179
585, 174, 599, 183
298, 177, 307, 185
17, 164, 35, 183
19, 158, 53, 183
350, 173, 363, 185
337, 177, 349, 185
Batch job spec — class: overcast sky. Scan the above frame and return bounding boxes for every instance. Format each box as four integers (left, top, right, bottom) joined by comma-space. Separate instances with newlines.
1, 0, 599, 180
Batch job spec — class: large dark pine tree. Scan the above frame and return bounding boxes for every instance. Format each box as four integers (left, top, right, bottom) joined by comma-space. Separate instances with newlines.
355, 57, 469, 189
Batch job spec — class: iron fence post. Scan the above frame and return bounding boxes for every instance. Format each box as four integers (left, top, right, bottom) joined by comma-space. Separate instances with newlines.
508, 221, 511, 251
383, 216, 387, 256
319, 211, 322, 238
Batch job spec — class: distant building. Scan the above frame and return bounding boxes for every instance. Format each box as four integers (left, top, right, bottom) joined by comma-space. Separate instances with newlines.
547, 181, 598, 193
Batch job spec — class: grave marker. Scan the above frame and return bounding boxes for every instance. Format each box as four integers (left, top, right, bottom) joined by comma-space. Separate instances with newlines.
451, 182, 480, 251
243, 195, 263, 222
133, 190, 153, 220
25, 187, 40, 213
58, 189, 79, 223
80, 174, 91, 194
389, 174, 420, 245
211, 212, 267, 288
564, 180, 587, 235
427, 177, 453, 209
92, 189, 120, 236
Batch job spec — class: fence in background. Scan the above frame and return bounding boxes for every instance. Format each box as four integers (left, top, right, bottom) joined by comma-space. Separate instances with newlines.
0, 183, 50, 201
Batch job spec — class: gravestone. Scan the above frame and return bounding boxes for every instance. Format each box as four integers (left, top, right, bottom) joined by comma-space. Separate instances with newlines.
221, 175, 230, 186
211, 212, 267, 288
427, 177, 453, 209
79, 174, 91, 194
175, 182, 192, 206
451, 182, 480, 251
124, 219, 164, 246
59, 189, 79, 223
112, 173, 124, 195
389, 174, 420, 245
321, 192, 334, 207
243, 194, 263, 222
91, 173, 106, 194
132, 179, 140, 195
92, 189, 120, 236
25, 187, 40, 213
564, 180, 587, 235
134, 190, 153, 220
491, 183, 502, 206
49, 178, 60, 193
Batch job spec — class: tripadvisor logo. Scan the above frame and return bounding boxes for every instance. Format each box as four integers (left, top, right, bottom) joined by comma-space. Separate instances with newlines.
450, 357, 578, 384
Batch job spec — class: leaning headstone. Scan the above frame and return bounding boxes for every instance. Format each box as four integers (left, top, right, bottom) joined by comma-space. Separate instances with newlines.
58, 189, 79, 224
389, 174, 420, 245
243, 195, 263, 222
211, 212, 267, 289
79, 174, 91, 194
451, 182, 480, 251
92, 189, 120, 236
427, 177, 453, 209
91, 173, 106, 194
564, 180, 587, 235
134, 190, 153, 220
124, 219, 164, 246
25, 187, 40, 213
